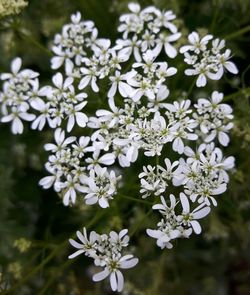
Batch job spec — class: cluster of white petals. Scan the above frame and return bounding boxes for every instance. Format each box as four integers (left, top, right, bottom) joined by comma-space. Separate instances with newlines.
193, 91, 234, 146
39, 128, 121, 207
0, 3, 239, 292
147, 193, 211, 249
117, 3, 181, 60
69, 228, 138, 292
0, 58, 39, 134
51, 12, 97, 71
180, 31, 238, 87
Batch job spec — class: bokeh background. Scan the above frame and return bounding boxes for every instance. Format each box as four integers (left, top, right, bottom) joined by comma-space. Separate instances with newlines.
0, 0, 250, 294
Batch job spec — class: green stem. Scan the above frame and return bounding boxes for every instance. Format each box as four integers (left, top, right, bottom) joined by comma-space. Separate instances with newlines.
210, 6, 220, 33
241, 64, 250, 89
187, 78, 196, 98
118, 193, 153, 205
223, 24, 250, 40
155, 155, 159, 166
3, 210, 105, 295
223, 86, 250, 102
130, 209, 152, 237
156, 155, 159, 174
37, 259, 73, 295
3, 243, 66, 295
18, 30, 52, 56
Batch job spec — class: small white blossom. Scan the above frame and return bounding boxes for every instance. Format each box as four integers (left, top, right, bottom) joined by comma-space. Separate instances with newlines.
69, 228, 138, 292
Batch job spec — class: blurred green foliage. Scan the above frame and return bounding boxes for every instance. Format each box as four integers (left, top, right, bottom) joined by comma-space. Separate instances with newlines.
0, 0, 250, 294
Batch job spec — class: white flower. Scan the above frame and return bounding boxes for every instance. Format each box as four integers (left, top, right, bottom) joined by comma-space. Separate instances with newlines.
147, 85, 170, 111
115, 36, 142, 62
44, 128, 76, 152
153, 32, 181, 58
139, 165, 166, 198
51, 11, 96, 69
0, 57, 40, 133
79, 67, 99, 92
68, 227, 98, 259
180, 32, 213, 54
109, 229, 130, 248
85, 150, 116, 169
30, 99, 52, 130
80, 166, 121, 208
108, 71, 133, 98
69, 228, 138, 292
217, 48, 238, 75
1, 108, 35, 134
178, 193, 211, 234
59, 174, 85, 206
180, 32, 238, 87
96, 97, 124, 128
194, 91, 234, 146
1, 57, 39, 80
93, 254, 138, 292
66, 101, 88, 132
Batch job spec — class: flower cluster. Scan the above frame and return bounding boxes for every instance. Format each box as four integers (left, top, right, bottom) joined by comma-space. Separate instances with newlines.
117, 3, 181, 60
193, 91, 233, 146
180, 31, 238, 87
0, 3, 239, 293
51, 12, 98, 71
0, 0, 28, 17
143, 142, 234, 248
0, 58, 38, 134
32, 73, 88, 131
68, 228, 138, 292
147, 193, 211, 249
39, 128, 120, 207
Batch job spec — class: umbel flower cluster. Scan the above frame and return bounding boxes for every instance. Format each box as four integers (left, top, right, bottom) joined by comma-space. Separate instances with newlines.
0, 3, 238, 292
68, 228, 138, 292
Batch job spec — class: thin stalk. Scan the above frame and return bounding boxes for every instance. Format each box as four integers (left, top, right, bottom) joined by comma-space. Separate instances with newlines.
3, 210, 105, 295
118, 193, 154, 205
130, 209, 152, 237
223, 25, 250, 40
18, 30, 52, 56
37, 259, 73, 295
223, 86, 250, 102
187, 78, 196, 98
210, 6, 220, 33
241, 64, 250, 89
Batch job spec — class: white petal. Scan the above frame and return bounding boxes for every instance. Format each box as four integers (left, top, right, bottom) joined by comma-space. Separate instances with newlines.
51, 56, 65, 69
99, 153, 115, 165
79, 76, 91, 90
76, 112, 88, 127
164, 43, 177, 58
120, 258, 138, 269
68, 249, 85, 259
92, 268, 110, 282
193, 207, 211, 219
67, 116, 75, 132
52, 73, 63, 89
196, 74, 207, 87
225, 61, 238, 74
69, 238, 83, 249
218, 132, 229, 146
91, 77, 99, 93
11, 57, 22, 74
117, 270, 124, 292
110, 272, 117, 291
190, 220, 202, 234
12, 117, 23, 134
99, 197, 109, 208
108, 82, 117, 98
180, 193, 190, 212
